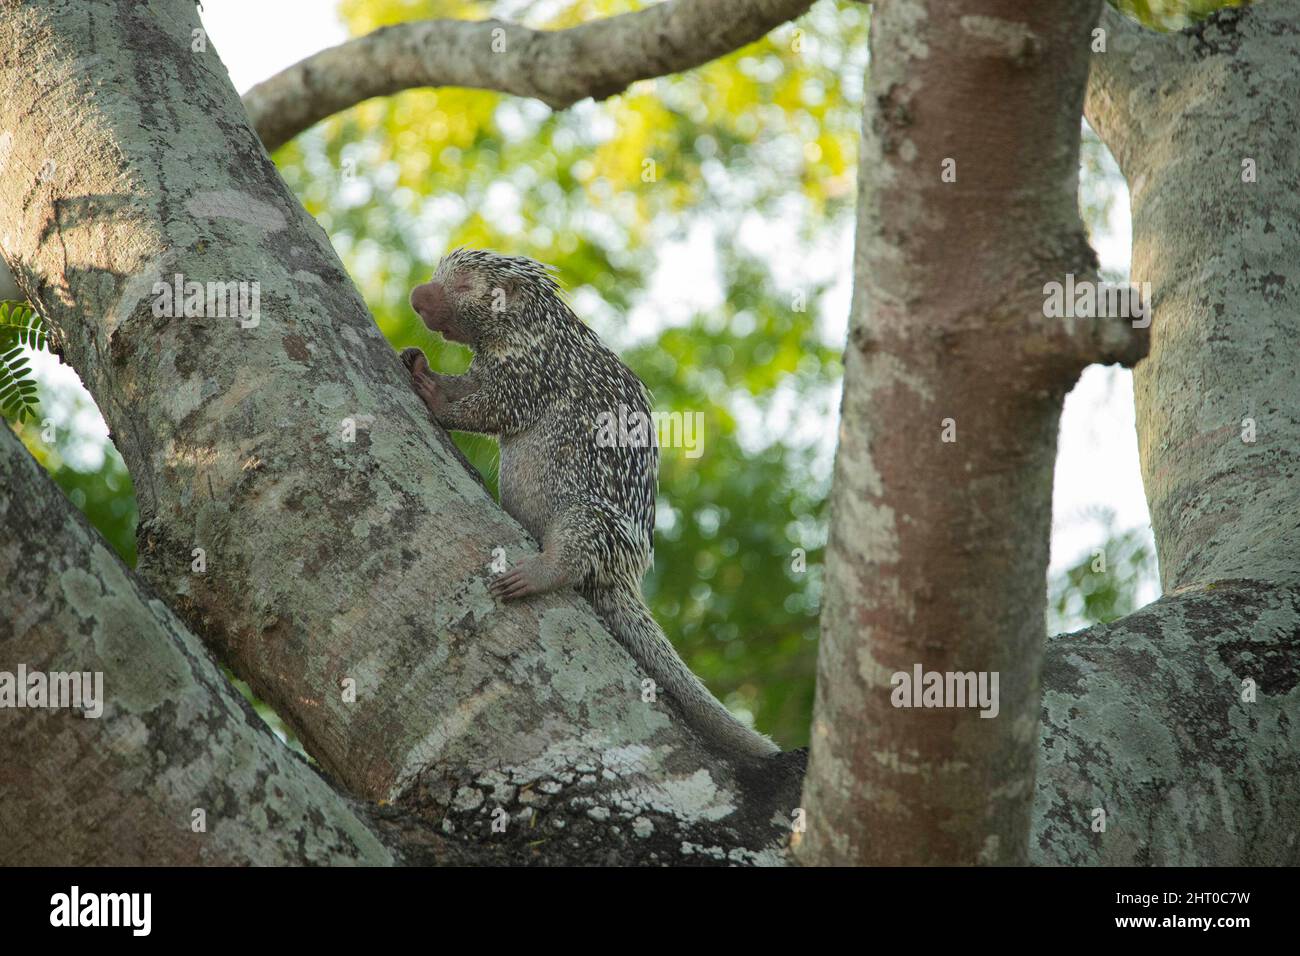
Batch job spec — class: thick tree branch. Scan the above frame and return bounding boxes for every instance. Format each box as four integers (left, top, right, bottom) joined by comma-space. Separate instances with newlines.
6, 419, 767, 867
242, 0, 815, 152
1036, 1, 1300, 865
0, 422, 395, 865
1034, 582, 1300, 865
1095, 3, 1300, 594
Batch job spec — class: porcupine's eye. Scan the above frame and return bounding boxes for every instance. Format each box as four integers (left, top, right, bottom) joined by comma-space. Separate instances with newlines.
447, 274, 475, 300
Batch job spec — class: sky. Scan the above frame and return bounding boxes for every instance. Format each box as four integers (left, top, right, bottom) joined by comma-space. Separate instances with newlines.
32, 0, 1160, 609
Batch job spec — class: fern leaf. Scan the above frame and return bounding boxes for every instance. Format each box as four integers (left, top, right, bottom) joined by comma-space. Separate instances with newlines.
0, 299, 49, 423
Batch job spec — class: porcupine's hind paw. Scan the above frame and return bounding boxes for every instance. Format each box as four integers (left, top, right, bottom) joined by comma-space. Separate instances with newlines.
489, 555, 566, 601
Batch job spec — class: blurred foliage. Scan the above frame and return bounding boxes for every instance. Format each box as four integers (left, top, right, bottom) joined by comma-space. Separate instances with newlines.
7, 378, 137, 566
1047, 511, 1157, 636
1112, 0, 1249, 29
10, 0, 1177, 752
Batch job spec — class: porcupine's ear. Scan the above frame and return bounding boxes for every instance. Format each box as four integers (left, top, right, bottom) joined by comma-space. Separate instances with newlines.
486, 274, 521, 317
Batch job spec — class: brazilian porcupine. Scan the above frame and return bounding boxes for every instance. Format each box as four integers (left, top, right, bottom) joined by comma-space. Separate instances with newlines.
400, 247, 778, 760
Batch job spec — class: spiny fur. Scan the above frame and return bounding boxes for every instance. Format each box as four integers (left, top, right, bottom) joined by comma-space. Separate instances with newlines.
420, 248, 777, 759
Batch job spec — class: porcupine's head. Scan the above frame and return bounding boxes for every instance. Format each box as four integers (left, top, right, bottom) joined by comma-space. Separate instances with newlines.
410, 248, 569, 349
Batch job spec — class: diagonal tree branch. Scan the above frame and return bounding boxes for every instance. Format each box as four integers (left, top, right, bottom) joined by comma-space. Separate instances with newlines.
0, 419, 652, 867
1033, 582, 1300, 865
0, 422, 396, 865
241, 0, 815, 152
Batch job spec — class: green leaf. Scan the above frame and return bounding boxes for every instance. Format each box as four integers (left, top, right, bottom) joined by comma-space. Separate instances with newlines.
0, 300, 50, 424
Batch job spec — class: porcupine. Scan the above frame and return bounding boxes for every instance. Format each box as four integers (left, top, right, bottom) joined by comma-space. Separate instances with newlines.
400, 248, 778, 759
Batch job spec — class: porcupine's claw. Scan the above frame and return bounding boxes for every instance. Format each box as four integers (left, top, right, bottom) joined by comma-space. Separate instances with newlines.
399, 347, 429, 376
413, 375, 439, 403
489, 557, 547, 601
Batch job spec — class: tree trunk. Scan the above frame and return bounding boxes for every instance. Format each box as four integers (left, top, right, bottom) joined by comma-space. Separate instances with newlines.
1030, 1, 1300, 866
795, 0, 1153, 866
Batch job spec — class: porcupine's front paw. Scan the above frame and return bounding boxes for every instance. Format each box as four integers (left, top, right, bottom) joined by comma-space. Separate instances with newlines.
399, 347, 429, 377
412, 372, 446, 417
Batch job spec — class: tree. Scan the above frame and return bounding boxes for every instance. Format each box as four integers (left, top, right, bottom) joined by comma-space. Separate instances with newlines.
1, 0, 1295, 865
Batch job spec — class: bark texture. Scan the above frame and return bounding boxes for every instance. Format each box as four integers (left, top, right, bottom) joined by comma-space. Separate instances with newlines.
242, 0, 814, 152
795, 0, 1150, 866
1089, 3, 1300, 594
1028, 1, 1300, 865
1034, 581, 1300, 865
0, 422, 395, 865
0, 0, 801, 865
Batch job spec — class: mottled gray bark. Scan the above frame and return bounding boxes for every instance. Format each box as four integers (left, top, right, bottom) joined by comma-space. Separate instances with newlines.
0, 0, 801, 865
0, 422, 395, 865
243, 0, 814, 152
1028, 1, 1300, 865
1089, 3, 1300, 593
1034, 582, 1300, 865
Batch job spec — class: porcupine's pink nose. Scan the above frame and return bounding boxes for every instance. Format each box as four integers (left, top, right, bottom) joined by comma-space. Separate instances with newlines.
410, 280, 447, 325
